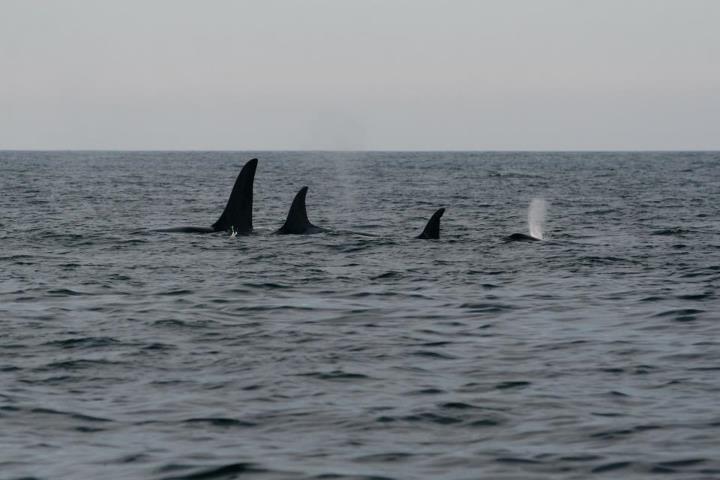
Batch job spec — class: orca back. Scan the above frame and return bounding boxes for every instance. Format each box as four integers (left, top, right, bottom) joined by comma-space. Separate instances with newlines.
417, 208, 445, 239
506, 232, 540, 242
211, 158, 257, 233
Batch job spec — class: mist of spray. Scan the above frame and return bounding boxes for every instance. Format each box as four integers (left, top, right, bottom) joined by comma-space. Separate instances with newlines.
528, 198, 547, 240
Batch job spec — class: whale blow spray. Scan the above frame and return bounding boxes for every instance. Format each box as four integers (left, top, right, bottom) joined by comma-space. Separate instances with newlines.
528, 198, 547, 240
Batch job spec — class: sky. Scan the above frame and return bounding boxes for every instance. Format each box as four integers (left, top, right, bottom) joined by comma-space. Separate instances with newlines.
1, 0, 719, 150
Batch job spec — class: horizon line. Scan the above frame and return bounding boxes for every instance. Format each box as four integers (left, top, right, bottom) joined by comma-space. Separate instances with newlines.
1, 148, 718, 153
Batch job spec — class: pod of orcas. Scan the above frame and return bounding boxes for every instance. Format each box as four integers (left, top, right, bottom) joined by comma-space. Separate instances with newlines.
157, 158, 540, 242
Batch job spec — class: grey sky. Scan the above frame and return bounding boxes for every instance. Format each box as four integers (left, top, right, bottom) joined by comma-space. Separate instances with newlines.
1, 0, 718, 150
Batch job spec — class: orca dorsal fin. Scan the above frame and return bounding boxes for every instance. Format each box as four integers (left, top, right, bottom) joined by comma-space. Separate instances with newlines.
277, 186, 317, 234
417, 208, 445, 239
212, 158, 257, 233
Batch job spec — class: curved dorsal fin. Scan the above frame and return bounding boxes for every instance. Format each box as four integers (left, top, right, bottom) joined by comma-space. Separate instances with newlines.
277, 186, 317, 234
212, 158, 257, 233
417, 208, 445, 239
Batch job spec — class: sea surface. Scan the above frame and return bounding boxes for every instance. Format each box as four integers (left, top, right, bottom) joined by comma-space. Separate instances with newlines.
1, 151, 719, 480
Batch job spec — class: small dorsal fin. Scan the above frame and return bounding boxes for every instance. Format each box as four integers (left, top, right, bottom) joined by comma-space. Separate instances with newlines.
277, 186, 318, 234
211, 158, 257, 233
417, 208, 445, 239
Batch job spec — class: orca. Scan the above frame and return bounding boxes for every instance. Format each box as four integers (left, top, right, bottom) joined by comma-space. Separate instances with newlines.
276, 186, 326, 235
157, 158, 257, 234
505, 232, 540, 242
276, 187, 447, 239
417, 208, 445, 239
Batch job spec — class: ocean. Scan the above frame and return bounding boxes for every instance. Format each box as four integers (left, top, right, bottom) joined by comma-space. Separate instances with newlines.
1, 151, 719, 479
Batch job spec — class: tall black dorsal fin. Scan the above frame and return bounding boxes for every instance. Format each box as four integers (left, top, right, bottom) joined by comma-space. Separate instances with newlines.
211, 158, 257, 233
417, 208, 445, 239
277, 186, 318, 234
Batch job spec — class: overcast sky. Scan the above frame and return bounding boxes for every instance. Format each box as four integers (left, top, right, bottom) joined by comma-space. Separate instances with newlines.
1, 0, 718, 150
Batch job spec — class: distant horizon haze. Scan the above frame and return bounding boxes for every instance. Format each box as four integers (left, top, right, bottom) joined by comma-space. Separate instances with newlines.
1, 148, 719, 153
1, 0, 718, 151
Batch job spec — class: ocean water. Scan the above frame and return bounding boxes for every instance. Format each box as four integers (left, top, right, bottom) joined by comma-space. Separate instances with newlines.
1, 151, 719, 480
